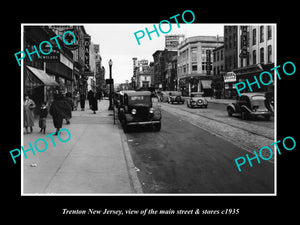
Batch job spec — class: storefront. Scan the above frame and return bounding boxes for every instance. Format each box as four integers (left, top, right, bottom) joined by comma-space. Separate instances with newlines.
178, 75, 212, 96
25, 66, 58, 108
223, 72, 237, 99
233, 63, 274, 95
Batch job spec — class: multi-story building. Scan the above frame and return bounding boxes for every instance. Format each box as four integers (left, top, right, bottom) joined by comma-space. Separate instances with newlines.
136, 59, 152, 89
233, 25, 275, 95
24, 26, 75, 107
223, 25, 238, 98
212, 45, 225, 98
152, 49, 177, 90
177, 36, 223, 96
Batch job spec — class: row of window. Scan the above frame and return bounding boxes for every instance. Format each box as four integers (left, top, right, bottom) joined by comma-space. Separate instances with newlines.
224, 25, 273, 50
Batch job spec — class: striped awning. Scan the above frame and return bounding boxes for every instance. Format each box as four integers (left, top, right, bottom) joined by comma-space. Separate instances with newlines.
26, 66, 58, 86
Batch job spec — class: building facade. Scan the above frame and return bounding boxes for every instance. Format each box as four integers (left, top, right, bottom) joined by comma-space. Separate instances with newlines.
233, 25, 275, 95
177, 36, 223, 96
152, 50, 177, 90
212, 45, 225, 98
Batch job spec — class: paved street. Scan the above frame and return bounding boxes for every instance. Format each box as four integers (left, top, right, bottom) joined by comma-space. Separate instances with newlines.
125, 98, 275, 193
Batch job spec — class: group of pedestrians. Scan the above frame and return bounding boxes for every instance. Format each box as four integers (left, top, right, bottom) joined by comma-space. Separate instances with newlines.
24, 90, 101, 136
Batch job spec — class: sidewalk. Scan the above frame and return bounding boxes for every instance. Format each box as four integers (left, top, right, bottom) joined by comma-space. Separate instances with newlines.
22, 99, 142, 194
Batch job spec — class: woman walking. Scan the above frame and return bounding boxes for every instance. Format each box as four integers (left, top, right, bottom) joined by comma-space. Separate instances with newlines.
50, 93, 72, 135
24, 95, 36, 134
90, 92, 98, 114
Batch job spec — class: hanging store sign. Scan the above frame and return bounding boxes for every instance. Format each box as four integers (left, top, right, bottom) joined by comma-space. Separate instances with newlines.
240, 26, 249, 58
84, 34, 91, 72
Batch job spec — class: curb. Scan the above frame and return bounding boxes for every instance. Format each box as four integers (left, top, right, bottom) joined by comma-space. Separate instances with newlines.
115, 117, 144, 194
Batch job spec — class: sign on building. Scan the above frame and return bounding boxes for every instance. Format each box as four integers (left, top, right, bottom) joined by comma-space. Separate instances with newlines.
240, 26, 249, 58
223, 72, 236, 83
165, 35, 184, 51
84, 34, 91, 72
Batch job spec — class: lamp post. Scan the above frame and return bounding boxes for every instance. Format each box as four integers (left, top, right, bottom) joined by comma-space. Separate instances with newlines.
108, 59, 113, 110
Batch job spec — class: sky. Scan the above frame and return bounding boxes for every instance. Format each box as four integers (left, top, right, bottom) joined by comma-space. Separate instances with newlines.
84, 24, 224, 84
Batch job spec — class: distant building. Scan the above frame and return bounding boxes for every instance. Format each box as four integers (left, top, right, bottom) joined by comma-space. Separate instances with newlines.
152, 49, 177, 90
177, 35, 223, 96
234, 25, 275, 95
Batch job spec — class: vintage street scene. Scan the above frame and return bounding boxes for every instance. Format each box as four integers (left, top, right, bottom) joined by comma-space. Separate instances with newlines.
22, 24, 275, 194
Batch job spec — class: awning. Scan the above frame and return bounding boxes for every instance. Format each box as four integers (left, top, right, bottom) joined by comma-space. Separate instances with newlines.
26, 66, 58, 86
201, 80, 212, 89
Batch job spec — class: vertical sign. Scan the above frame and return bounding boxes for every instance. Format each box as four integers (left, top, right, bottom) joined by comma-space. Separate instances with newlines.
206, 49, 212, 75
84, 34, 91, 72
240, 26, 248, 58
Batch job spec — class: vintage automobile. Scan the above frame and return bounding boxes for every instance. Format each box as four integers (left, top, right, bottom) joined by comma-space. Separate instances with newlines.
159, 91, 171, 102
168, 91, 184, 104
186, 92, 208, 108
226, 92, 273, 120
118, 91, 161, 132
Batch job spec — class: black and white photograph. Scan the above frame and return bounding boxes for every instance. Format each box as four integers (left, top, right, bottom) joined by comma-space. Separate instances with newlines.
20, 23, 276, 195
4, 4, 298, 221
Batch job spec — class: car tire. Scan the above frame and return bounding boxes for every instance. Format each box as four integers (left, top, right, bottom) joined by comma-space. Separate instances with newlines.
241, 111, 248, 120
154, 122, 161, 131
227, 108, 233, 117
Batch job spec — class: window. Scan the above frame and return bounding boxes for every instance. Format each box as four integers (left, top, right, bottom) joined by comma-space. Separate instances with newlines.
260, 47, 264, 63
192, 63, 197, 72
267, 26, 272, 40
268, 45, 272, 63
221, 49, 223, 60
252, 28, 256, 45
229, 35, 232, 48
191, 47, 197, 62
260, 26, 264, 43
253, 50, 256, 64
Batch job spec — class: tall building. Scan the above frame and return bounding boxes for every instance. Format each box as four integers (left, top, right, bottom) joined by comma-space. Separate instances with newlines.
152, 49, 177, 90
233, 25, 275, 95
223, 25, 238, 98
177, 36, 223, 96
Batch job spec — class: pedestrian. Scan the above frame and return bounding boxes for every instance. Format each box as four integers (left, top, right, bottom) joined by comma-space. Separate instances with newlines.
80, 92, 86, 111
50, 93, 72, 135
87, 90, 93, 109
64, 92, 73, 124
90, 92, 98, 114
38, 102, 48, 134
24, 94, 36, 134
73, 90, 80, 111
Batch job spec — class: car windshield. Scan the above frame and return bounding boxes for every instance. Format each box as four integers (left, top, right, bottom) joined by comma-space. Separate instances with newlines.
129, 95, 151, 104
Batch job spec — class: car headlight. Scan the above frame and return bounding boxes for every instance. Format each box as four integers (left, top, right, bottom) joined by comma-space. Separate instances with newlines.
149, 108, 154, 113
131, 109, 137, 115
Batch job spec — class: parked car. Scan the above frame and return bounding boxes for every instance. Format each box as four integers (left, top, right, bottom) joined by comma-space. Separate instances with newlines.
168, 91, 184, 104
226, 92, 273, 120
159, 91, 171, 102
186, 92, 208, 108
118, 91, 161, 132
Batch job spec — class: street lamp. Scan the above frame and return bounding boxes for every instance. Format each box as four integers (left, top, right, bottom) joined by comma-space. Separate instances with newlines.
108, 59, 113, 110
